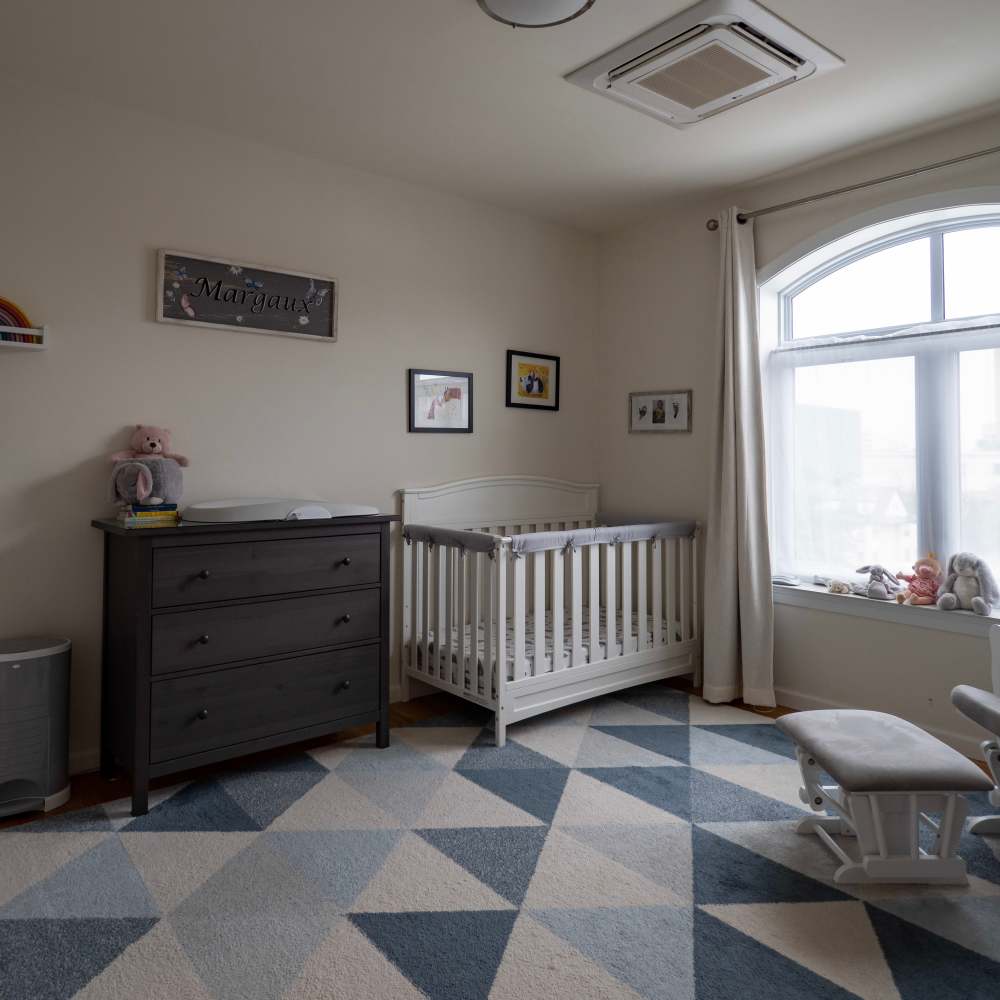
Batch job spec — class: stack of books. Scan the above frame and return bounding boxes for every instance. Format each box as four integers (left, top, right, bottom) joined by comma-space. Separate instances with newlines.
118, 503, 179, 528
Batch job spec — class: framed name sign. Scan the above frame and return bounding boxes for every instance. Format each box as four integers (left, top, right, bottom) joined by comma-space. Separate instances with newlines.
156, 250, 337, 342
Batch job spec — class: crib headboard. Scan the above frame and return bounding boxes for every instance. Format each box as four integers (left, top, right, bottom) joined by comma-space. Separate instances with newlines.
399, 475, 599, 534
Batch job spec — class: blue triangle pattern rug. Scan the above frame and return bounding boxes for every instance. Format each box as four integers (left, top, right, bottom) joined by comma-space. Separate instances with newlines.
2, 683, 998, 999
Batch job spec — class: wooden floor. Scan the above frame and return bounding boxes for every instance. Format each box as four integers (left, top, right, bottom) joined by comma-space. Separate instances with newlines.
0, 678, 937, 831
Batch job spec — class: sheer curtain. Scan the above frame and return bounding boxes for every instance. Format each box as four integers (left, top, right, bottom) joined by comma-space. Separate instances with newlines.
703, 208, 775, 707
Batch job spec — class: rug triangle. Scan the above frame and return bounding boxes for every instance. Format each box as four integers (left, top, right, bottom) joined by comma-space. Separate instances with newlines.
961, 829, 1000, 886
689, 727, 793, 767
610, 684, 690, 723
574, 727, 683, 767
350, 832, 515, 913
561, 823, 693, 901
12, 804, 115, 832
267, 829, 402, 909
580, 766, 692, 822
689, 769, 805, 822
121, 780, 260, 833
701, 901, 900, 1000
457, 732, 568, 770
532, 905, 695, 999
524, 828, 686, 909
0, 831, 108, 908
415, 826, 548, 906
692, 762, 808, 812
416, 772, 545, 828
592, 725, 691, 763
687, 697, 775, 726
1, 835, 159, 918
394, 726, 483, 768
285, 918, 425, 1000
589, 698, 686, 726
350, 910, 518, 1000
692, 724, 795, 762
865, 902, 1000, 999
869, 895, 1000, 965
499, 720, 587, 766
0, 918, 157, 1000
461, 767, 570, 823
490, 912, 645, 1000
268, 772, 400, 831
73, 918, 214, 999
694, 908, 858, 999
338, 764, 450, 825
121, 831, 258, 913
552, 770, 687, 827
218, 752, 328, 829
692, 826, 849, 905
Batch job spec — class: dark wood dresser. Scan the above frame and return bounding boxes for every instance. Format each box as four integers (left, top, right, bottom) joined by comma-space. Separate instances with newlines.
91, 514, 396, 815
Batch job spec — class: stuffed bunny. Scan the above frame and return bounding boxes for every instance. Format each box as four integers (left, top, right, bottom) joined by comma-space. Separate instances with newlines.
854, 565, 902, 601
937, 552, 999, 616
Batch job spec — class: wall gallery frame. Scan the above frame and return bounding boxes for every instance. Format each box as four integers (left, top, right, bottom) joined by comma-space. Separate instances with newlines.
629, 389, 692, 432
506, 349, 560, 411
408, 369, 474, 433
156, 249, 337, 342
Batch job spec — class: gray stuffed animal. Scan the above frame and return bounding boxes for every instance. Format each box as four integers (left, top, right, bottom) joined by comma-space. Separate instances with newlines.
854, 565, 902, 601
937, 552, 999, 616
110, 457, 184, 507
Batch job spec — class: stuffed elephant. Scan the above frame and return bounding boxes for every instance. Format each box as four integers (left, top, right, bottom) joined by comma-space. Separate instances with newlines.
854, 565, 902, 601
110, 457, 184, 506
937, 552, 999, 616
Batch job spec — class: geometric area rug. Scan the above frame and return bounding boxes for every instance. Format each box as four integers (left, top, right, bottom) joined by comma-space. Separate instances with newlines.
2, 683, 999, 999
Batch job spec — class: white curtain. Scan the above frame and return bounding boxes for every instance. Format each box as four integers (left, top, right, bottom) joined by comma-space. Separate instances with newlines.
703, 207, 775, 707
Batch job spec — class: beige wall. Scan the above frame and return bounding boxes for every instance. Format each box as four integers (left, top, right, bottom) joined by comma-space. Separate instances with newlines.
0, 81, 600, 769
598, 110, 1000, 750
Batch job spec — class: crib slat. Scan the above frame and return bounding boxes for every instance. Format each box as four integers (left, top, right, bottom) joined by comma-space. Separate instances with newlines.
570, 547, 584, 666
589, 545, 603, 664
422, 541, 433, 676
495, 550, 507, 700
457, 550, 467, 691
514, 556, 527, 679
403, 537, 413, 672
605, 543, 617, 657
551, 548, 565, 670
664, 538, 675, 645
637, 542, 648, 651
652, 540, 663, 649
436, 546, 447, 679
621, 542, 633, 654
469, 552, 480, 695
482, 553, 493, 698
681, 537, 691, 642
692, 530, 699, 643
444, 547, 454, 683
533, 551, 546, 676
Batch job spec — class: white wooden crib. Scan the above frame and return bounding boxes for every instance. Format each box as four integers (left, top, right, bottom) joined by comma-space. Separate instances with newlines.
399, 476, 701, 746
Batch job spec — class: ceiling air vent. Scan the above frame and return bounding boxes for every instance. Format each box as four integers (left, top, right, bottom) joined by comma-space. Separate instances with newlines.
566, 0, 843, 128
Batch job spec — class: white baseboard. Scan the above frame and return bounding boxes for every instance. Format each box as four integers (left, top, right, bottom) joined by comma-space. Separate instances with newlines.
774, 685, 984, 758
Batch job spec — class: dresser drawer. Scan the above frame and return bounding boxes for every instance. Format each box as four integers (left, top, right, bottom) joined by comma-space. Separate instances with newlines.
149, 645, 379, 763
152, 533, 380, 608
151, 590, 380, 675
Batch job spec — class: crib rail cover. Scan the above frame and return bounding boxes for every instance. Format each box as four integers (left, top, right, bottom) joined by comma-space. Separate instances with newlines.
403, 524, 503, 553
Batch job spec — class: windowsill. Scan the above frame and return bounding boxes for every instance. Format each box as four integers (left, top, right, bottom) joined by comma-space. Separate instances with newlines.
773, 582, 1000, 638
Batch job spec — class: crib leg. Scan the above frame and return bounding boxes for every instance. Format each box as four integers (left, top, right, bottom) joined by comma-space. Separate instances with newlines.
494, 710, 506, 749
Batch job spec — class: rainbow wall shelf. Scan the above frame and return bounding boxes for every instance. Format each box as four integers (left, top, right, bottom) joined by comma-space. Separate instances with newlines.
0, 325, 47, 351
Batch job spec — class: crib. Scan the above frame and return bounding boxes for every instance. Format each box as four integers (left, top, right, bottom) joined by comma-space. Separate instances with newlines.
399, 476, 701, 746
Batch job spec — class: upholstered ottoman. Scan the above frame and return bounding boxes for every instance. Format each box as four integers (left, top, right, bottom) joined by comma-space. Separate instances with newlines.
776, 709, 993, 885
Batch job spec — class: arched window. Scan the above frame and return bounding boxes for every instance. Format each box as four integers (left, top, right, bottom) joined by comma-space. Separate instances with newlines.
760, 205, 1000, 579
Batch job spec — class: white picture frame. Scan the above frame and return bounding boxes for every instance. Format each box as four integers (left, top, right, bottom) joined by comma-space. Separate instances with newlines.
628, 389, 692, 433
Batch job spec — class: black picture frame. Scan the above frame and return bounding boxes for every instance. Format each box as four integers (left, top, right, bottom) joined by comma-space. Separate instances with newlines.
505, 349, 560, 411
407, 369, 474, 433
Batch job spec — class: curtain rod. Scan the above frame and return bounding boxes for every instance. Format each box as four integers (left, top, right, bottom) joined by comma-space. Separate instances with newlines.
705, 142, 1000, 231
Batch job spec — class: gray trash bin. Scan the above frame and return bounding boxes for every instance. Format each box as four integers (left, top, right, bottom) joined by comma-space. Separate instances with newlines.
0, 637, 71, 818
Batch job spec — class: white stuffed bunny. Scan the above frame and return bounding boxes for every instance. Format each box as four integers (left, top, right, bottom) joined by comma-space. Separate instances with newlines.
937, 552, 999, 616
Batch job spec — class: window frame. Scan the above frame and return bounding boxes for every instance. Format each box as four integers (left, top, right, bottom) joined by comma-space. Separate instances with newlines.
762, 207, 1000, 580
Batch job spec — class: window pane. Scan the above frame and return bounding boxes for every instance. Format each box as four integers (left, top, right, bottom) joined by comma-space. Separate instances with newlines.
945, 227, 1000, 320
790, 238, 931, 339
791, 357, 916, 575
960, 348, 1000, 570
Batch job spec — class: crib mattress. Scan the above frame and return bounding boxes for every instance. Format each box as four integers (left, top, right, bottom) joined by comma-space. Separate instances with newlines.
411, 609, 681, 694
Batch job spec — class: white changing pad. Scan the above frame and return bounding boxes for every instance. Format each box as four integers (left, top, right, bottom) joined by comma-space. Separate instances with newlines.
183, 498, 379, 523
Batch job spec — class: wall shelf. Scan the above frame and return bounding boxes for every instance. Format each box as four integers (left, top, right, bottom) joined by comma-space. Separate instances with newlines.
0, 325, 47, 350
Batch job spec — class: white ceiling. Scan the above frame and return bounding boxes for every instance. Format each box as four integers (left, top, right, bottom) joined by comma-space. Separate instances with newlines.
3, 0, 1000, 231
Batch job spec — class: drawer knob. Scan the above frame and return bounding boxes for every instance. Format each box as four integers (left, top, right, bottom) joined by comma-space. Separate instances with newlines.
198, 633, 210, 645
337, 679, 352, 693
197, 569, 212, 580
340, 556, 353, 567
338, 613, 352, 625
196, 709, 209, 721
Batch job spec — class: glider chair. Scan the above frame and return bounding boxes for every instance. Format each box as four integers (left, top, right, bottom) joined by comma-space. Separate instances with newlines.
950, 624, 1000, 836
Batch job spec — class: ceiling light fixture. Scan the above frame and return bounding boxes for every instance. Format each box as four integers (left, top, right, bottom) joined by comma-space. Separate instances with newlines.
477, 0, 595, 29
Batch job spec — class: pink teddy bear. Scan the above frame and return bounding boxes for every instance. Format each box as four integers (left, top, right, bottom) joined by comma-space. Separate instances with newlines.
896, 553, 943, 606
110, 425, 189, 466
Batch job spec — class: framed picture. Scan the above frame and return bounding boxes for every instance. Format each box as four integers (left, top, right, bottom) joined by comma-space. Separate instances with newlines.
408, 369, 473, 433
156, 249, 337, 342
506, 349, 560, 411
629, 390, 692, 433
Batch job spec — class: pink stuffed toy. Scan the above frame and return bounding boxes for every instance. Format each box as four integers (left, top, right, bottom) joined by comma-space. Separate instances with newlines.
110, 425, 189, 466
896, 553, 943, 606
